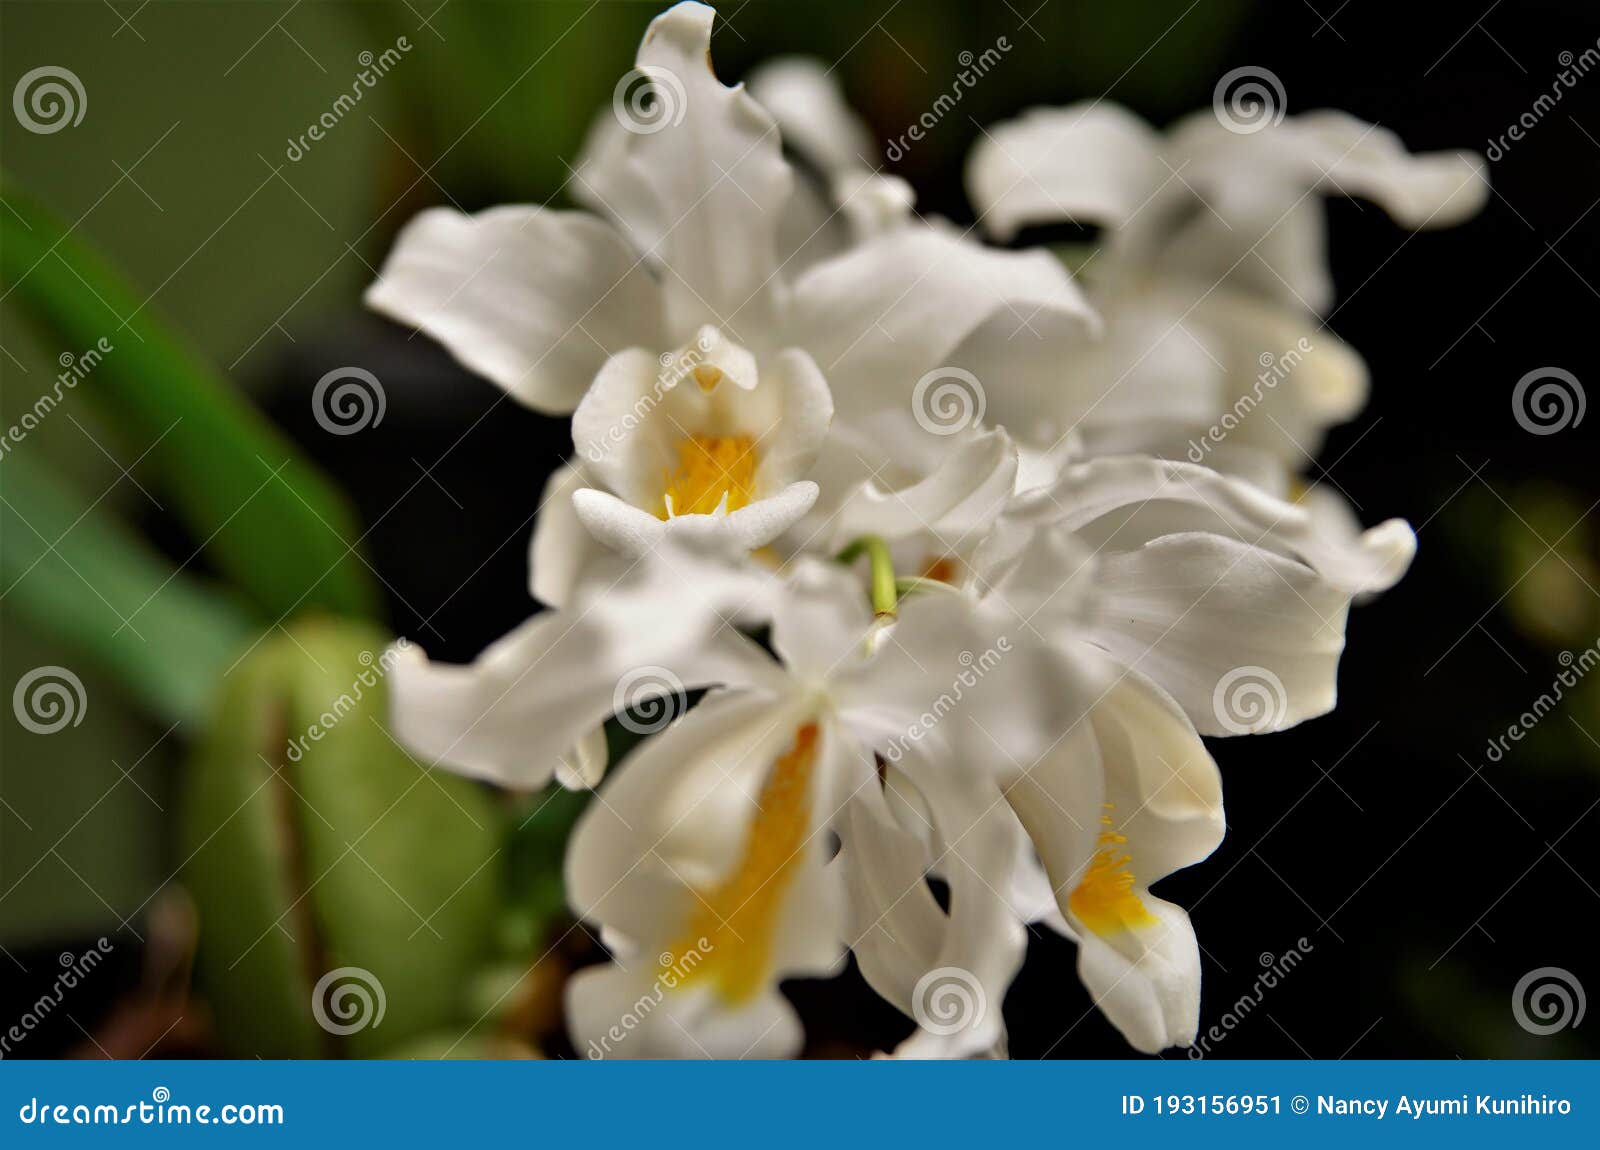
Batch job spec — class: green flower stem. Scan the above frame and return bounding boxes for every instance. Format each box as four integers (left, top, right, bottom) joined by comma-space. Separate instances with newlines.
835, 535, 899, 617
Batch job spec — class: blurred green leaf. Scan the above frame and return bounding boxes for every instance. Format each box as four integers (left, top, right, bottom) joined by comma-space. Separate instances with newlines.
0, 452, 253, 725
0, 181, 380, 622
183, 620, 499, 1057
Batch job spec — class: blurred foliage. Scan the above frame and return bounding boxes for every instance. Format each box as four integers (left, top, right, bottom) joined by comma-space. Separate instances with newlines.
1, 452, 254, 725
0, 183, 381, 623
182, 620, 499, 1056
1500, 484, 1600, 649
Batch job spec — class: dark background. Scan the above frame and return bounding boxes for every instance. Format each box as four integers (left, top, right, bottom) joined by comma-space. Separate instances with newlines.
3, 0, 1598, 1058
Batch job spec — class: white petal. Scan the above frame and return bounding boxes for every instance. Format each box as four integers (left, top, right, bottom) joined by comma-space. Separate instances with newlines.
554, 724, 610, 791
1075, 896, 1201, 1053
768, 559, 876, 679
1087, 666, 1225, 878
967, 103, 1166, 241
570, 348, 683, 505
1085, 532, 1350, 736
785, 225, 1097, 424
837, 791, 945, 1020
1163, 110, 1487, 309
388, 550, 779, 789
365, 207, 660, 414
826, 427, 1018, 551
529, 461, 601, 609
890, 766, 1027, 1060
746, 56, 876, 176
572, 483, 819, 557
751, 349, 834, 494
567, 966, 802, 1060
565, 690, 852, 1058
1012, 455, 1416, 594
578, 2, 793, 342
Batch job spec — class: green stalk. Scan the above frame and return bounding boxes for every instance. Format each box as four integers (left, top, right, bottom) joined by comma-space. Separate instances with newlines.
835, 535, 898, 617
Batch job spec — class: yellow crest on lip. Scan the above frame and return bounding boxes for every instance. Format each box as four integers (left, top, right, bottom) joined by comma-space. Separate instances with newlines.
659, 434, 758, 518
665, 722, 819, 1003
1069, 805, 1158, 936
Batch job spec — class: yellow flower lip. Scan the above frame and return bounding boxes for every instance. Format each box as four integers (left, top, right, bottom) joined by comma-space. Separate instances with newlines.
659, 433, 759, 518
1069, 805, 1158, 936
665, 721, 820, 1003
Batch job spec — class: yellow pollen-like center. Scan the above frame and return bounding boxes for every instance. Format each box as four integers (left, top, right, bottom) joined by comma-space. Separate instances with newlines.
659, 434, 758, 519
1069, 806, 1158, 936
665, 722, 819, 1004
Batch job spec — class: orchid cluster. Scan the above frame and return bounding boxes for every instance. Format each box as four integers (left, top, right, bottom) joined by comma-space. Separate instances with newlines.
369, 3, 1485, 1058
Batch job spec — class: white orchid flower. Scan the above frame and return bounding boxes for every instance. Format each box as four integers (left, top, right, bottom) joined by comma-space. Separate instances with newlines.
562, 561, 1039, 1059
964, 101, 1487, 491
558, 538, 1230, 1058
368, 2, 1094, 606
